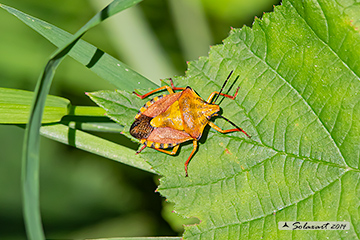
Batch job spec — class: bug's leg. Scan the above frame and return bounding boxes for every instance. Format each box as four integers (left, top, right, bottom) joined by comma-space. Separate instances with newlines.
206, 87, 240, 103
136, 144, 147, 154
154, 145, 180, 155
133, 85, 175, 99
208, 121, 251, 138
168, 78, 186, 91
184, 140, 198, 177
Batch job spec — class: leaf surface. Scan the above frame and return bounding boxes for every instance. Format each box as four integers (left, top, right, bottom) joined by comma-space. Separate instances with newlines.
89, 0, 360, 239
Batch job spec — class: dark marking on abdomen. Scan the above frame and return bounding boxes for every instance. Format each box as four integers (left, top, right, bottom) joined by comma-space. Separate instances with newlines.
130, 114, 154, 139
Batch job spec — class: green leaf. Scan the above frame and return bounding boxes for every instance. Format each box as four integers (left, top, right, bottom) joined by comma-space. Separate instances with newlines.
89, 0, 360, 239
0, 87, 70, 124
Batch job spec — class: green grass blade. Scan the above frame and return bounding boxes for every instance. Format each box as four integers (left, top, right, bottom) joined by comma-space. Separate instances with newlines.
0, 3, 158, 91
0, 1, 145, 239
69, 106, 106, 116
39, 123, 155, 174
65, 106, 124, 133
21, 58, 64, 240
64, 105, 123, 133
67, 120, 124, 133
0, 87, 70, 124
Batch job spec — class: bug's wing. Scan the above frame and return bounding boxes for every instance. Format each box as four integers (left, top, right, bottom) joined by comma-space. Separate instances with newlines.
150, 101, 184, 131
179, 88, 220, 139
147, 127, 193, 144
141, 92, 181, 118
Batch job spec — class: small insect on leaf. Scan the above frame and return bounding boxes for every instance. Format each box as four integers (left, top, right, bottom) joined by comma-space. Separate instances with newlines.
130, 71, 251, 177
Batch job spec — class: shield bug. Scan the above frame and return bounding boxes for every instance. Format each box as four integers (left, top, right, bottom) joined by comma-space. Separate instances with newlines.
130, 71, 251, 177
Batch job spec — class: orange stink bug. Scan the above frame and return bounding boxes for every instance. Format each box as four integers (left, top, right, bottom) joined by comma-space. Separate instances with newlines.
130, 71, 251, 177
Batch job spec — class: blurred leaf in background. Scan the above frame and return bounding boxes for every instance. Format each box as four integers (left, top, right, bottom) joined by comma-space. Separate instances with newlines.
0, 0, 279, 239
200, 0, 279, 43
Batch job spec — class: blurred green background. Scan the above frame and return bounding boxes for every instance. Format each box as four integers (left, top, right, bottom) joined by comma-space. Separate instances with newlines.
0, 0, 280, 239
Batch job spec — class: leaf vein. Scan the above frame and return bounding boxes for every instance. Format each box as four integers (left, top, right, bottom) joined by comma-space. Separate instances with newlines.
240, 30, 347, 167
189, 170, 347, 238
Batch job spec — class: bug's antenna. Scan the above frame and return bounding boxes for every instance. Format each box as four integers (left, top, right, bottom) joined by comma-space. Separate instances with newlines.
213, 70, 234, 104
217, 115, 251, 138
